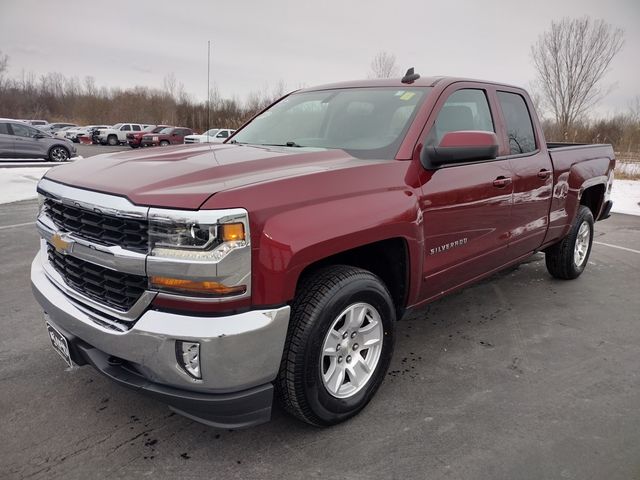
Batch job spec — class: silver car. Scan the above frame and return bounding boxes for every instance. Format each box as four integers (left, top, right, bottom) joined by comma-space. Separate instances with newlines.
0, 119, 77, 161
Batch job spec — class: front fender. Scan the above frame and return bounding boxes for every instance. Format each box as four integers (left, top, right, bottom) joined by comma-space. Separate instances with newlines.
251, 189, 423, 305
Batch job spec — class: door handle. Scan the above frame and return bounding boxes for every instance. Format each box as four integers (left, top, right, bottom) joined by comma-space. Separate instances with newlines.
493, 176, 512, 188
537, 169, 552, 179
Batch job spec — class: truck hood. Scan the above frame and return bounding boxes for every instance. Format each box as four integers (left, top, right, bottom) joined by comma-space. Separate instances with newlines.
43, 144, 371, 209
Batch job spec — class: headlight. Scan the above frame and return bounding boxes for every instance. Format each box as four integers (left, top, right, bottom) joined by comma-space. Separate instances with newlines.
147, 208, 250, 297
149, 210, 247, 262
37, 193, 46, 215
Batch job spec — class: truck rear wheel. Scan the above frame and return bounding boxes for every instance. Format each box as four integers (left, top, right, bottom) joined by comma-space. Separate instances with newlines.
545, 205, 594, 279
276, 265, 395, 426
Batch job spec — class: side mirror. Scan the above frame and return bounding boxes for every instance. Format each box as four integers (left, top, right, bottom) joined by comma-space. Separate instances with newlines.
420, 131, 499, 169
34, 133, 46, 139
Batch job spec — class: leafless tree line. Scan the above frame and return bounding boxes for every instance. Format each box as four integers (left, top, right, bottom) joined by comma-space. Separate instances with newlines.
541, 99, 640, 155
0, 52, 284, 131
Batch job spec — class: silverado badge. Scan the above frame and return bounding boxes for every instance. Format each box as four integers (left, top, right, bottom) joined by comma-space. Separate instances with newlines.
51, 233, 74, 255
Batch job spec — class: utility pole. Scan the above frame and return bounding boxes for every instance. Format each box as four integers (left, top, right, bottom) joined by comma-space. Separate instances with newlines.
207, 40, 211, 132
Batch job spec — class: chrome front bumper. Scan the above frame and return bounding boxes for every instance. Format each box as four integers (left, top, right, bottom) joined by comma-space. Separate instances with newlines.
31, 252, 290, 393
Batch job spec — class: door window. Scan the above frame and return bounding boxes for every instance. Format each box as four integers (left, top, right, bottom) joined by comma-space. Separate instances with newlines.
216, 130, 229, 138
427, 89, 494, 145
122, 125, 131, 131
497, 91, 536, 154
11, 123, 38, 138
0, 123, 9, 135
132, 125, 141, 131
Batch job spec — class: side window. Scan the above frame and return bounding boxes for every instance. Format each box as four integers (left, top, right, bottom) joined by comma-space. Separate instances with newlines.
11, 123, 37, 138
427, 89, 494, 145
132, 125, 141, 131
0, 123, 9, 135
216, 131, 229, 138
497, 91, 536, 154
122, 125, 131, 131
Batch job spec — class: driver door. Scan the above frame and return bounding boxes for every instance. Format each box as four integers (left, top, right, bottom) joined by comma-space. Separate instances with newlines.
418, 86, 515, 300
10, 122, 44, 158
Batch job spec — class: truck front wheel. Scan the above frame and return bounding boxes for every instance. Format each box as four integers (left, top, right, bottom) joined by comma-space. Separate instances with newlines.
545, 205, 594, 279
107, 135, 118, 146
276, 265, 395, 426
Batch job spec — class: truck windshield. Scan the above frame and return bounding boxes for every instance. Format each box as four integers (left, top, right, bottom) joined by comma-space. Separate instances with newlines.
232, 87, 431, 159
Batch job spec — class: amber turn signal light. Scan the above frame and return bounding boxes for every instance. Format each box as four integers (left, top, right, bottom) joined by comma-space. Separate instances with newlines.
219, 223, 245, 242
150, 276, 246, 296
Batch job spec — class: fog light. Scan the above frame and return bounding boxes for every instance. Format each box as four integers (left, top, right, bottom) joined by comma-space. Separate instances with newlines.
176, 341, 201, 379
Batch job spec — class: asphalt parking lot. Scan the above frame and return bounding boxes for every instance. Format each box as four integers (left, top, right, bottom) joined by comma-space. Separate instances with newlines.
1, 202, 639, 480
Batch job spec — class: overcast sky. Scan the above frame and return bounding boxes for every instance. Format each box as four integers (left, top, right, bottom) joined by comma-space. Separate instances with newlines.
1, 0, 638, 117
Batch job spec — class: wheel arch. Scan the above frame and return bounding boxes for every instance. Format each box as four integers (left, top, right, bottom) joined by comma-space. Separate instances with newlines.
293, 237, 412, 320
579, 184, 606, 220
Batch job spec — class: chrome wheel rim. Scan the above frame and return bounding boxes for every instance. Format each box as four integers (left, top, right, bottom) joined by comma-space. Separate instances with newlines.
320, 302, 383, 399
51, 147, 68, 162
574, 221, 590, 267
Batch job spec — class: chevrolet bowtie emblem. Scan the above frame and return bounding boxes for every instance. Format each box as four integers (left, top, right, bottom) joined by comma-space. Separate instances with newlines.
51, 233, 74, 255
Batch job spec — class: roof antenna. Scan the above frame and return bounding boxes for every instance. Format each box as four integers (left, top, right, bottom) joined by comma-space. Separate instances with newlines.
401, 67, 420, 84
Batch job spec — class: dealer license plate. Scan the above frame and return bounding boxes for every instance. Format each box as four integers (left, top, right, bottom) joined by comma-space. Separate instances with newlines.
46, 322, 73, 367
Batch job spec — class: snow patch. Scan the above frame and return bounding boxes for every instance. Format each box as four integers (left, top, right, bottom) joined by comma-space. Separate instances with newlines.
611, 180, 640, 216
0, 167, 50, 204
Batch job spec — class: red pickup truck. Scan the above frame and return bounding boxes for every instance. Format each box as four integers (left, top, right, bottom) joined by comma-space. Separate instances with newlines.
126, 125, 170, 148
140, 126, 194, 147
31, 74, 614, 429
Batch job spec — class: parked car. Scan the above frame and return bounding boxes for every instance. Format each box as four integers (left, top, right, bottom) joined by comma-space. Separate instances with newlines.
0, 118, 77, 161
96, 123, 150, 146
77, 126, 111, 145
65, 125, 110, 143
31, 74, 615, 429
42, 123, 77, 133
53, 126, 78, 139
140, 126, 194, 147
184, 128, 235, 144
17, 119, 49, 127
126, 125, 170, 148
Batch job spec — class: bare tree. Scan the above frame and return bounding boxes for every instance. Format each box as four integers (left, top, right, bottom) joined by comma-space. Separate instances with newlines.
531, 16, 624, 137
369, 51, 400, 79
0, 50, 8, 87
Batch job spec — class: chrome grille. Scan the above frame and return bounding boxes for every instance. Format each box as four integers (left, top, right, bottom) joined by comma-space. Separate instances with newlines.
47, 245, 147, 312
44, 198, 148, 253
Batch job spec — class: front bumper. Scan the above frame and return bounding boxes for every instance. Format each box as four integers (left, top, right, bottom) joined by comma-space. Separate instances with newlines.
59, 330, 275, 428
31, 253, 290, 427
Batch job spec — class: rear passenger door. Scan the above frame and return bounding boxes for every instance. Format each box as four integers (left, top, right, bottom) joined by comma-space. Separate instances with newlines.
418, 85, 515, 300
495, 89, 553, 256
0, 122, 15, 158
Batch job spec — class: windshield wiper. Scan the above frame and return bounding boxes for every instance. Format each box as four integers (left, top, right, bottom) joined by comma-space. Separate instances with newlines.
260, 141, 303, 147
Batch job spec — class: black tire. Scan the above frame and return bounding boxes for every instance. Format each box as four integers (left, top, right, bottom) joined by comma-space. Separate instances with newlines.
48, 146, 70, 162
130, 145, 138, 149
545, 205, 594, 279
276, 265, 395, 426
160, 140, 170, 147
107, 135, 118, 146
